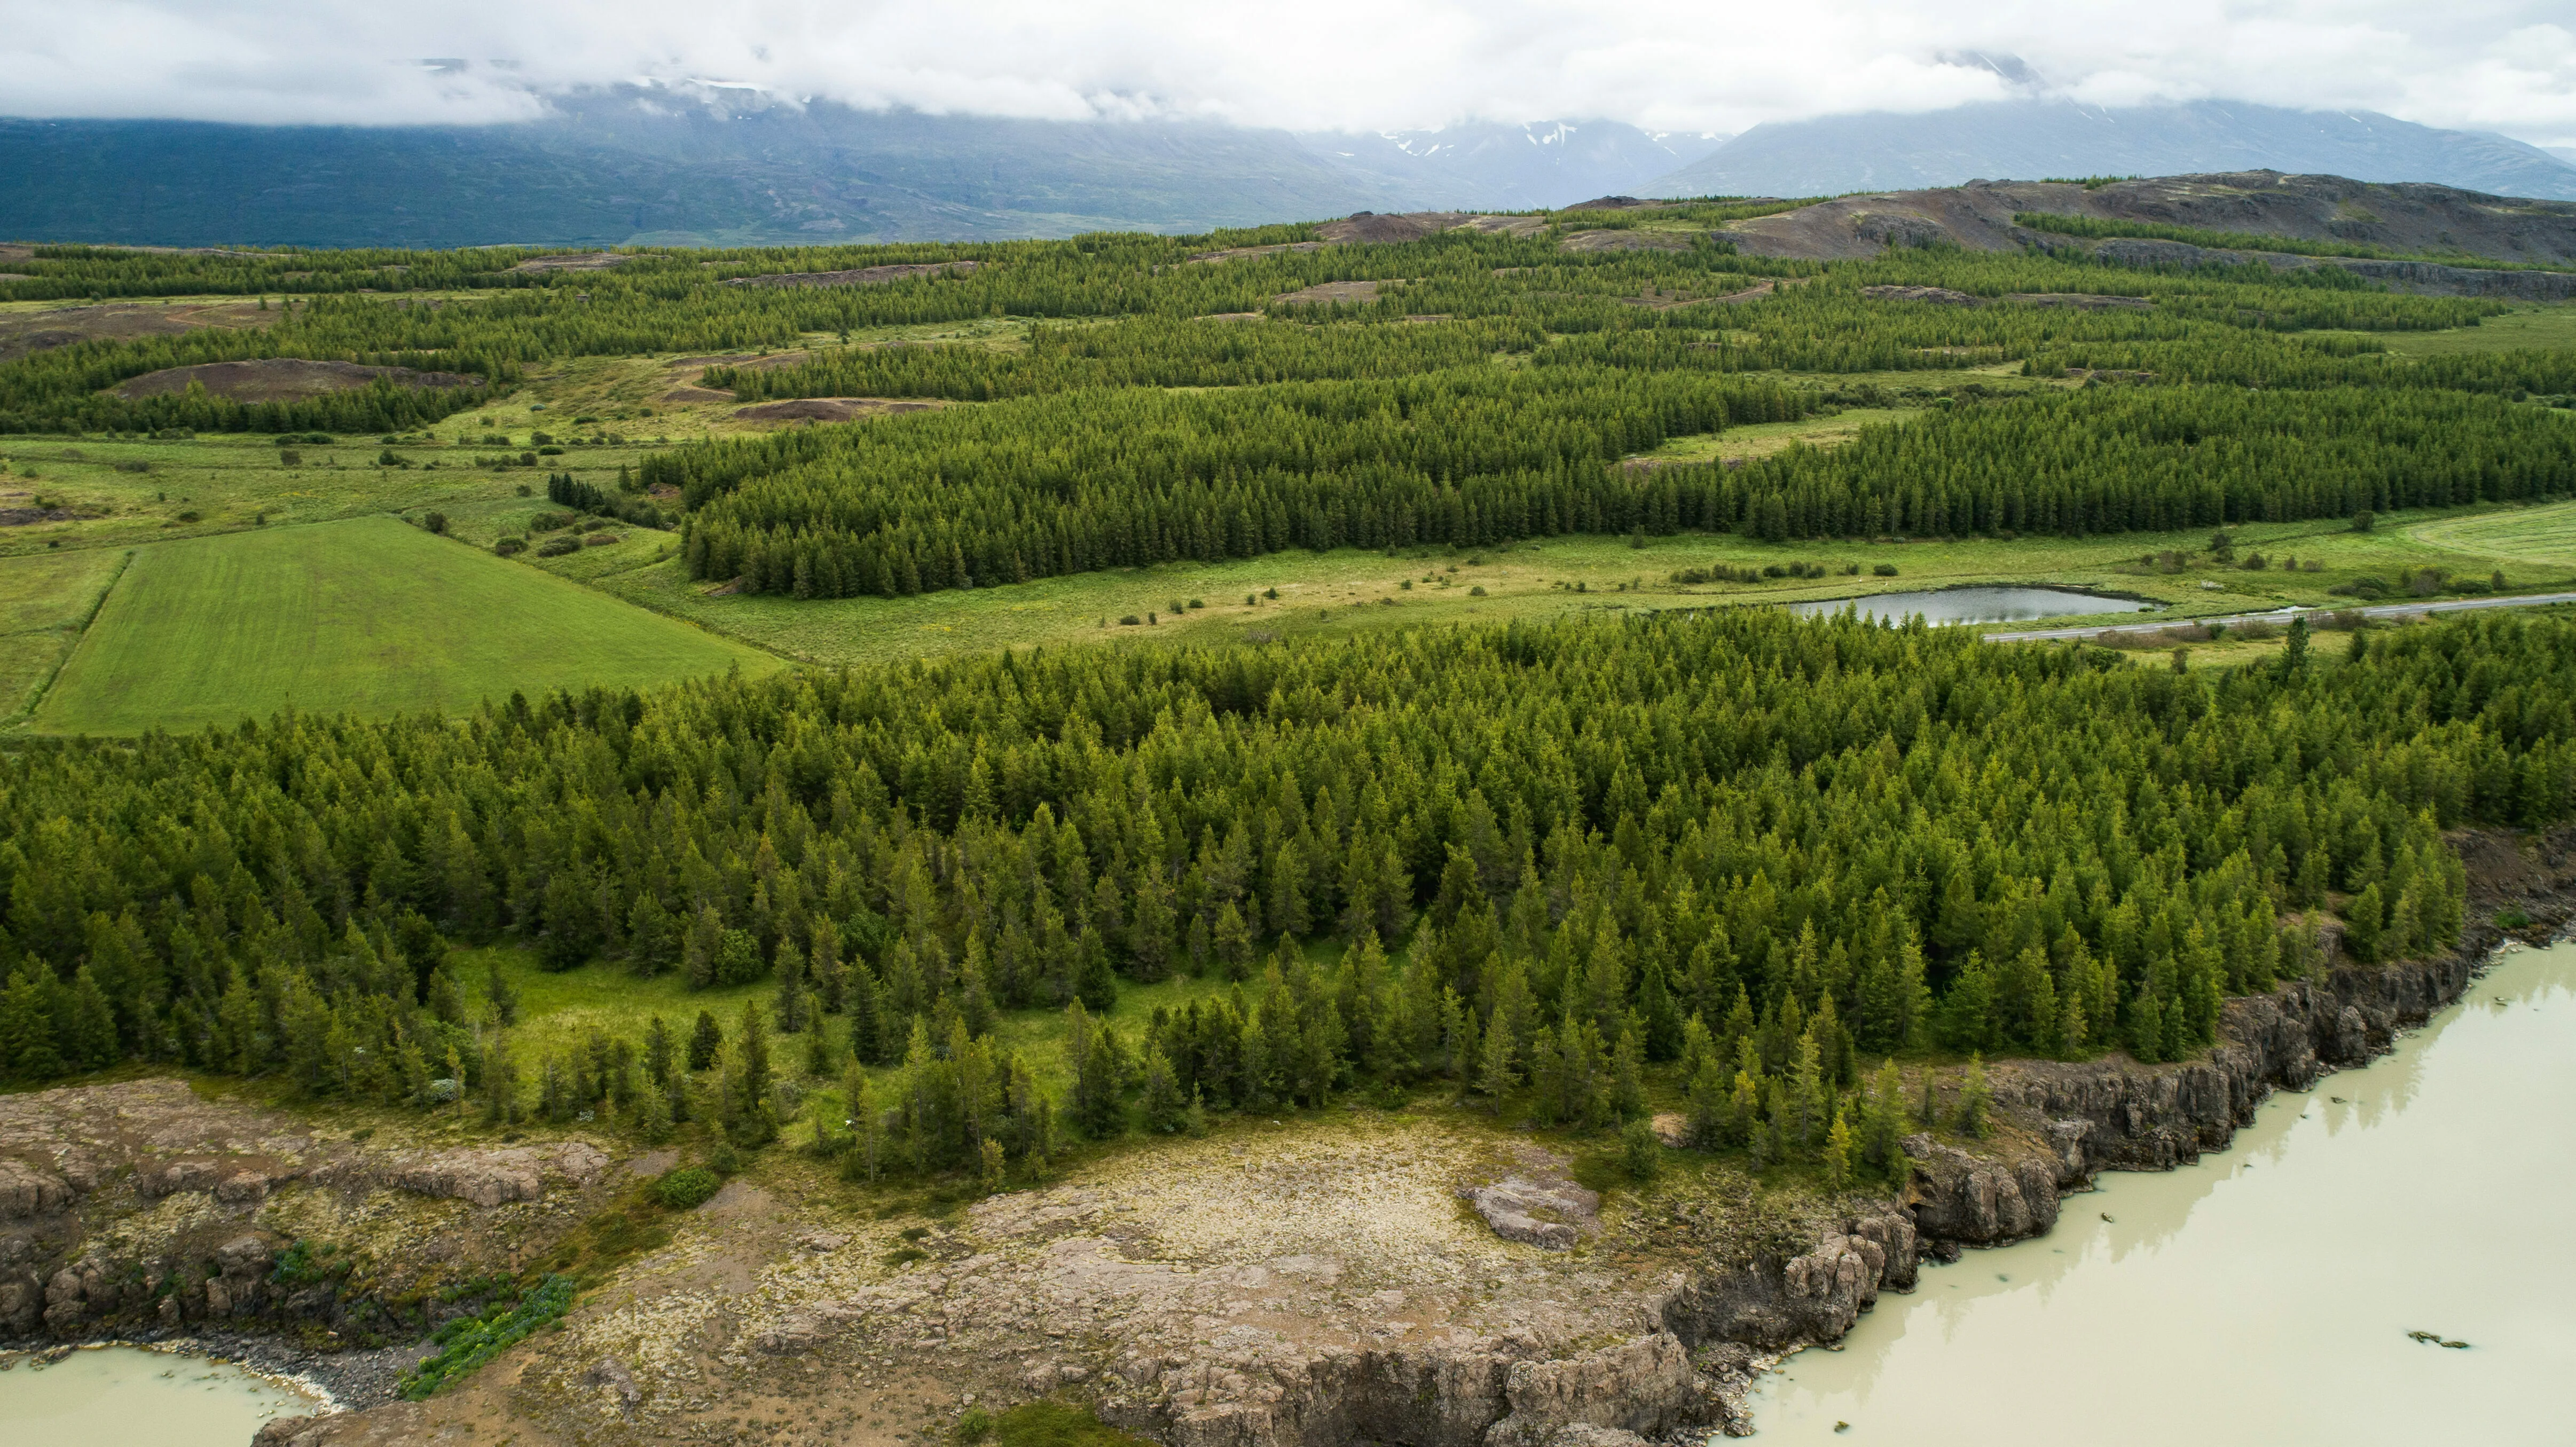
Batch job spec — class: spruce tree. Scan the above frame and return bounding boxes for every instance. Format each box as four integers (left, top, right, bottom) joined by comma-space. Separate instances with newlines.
1475, 1016, 1517, 1106
725, 1000, 779, 1146
1788, 1029, 1827, 1150
688, 1009, 723, 1071
484, 958, 520, 1026
847, 961, 888, 1065
2129, 987, 2165, 1064
1075, 932, 1119, 1012
774, 945, 809, 1034
1858, 1058, 1910, 1181
1955, 1053, 1991, 1138
1621, 1116, 1660, 1183
1611, 1021, 1647, 1121
645, 1016, 676, 1088
1824, 1106, 1856, 1192
1685, 1058, 1730, 1148
842, 1065, 882, 1182
1142, 1044, 1185, 1133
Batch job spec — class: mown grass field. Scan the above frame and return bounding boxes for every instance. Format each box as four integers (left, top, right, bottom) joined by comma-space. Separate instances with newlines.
0, 546, 127, 723
32, 515, 781, 734
2408, 499, 2576, 567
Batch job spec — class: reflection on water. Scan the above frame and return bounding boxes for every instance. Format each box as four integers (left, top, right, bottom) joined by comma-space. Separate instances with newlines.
1750, 940, 2576, 1444
1787, 587, 2155, 626
0, 1344, 322, 1446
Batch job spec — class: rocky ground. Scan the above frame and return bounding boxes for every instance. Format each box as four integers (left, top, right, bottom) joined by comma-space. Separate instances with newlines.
14, 827, 2572, 1447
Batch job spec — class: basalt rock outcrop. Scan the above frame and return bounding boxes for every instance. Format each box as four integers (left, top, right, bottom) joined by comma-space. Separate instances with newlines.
0, 1077, 625, 1352
1898, 828, 2575, 1254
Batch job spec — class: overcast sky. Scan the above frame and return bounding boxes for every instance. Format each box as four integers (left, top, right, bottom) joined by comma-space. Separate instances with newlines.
3, 1, 2570, 148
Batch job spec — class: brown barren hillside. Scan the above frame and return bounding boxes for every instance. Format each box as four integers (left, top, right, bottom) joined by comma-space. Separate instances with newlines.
0, 300, 276, 364
1717, 172, 2576, 289
109, 358, 483, 402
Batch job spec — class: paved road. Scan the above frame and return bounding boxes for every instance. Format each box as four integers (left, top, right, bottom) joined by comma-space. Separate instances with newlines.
1980, 590, 2576, 643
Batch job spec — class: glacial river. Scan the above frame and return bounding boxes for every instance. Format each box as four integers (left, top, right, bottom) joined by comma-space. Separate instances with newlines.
0, 1344, 323, 1445
1749, 938, 2576, 1444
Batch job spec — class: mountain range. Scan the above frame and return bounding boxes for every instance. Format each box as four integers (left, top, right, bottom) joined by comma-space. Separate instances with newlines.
2, 86, 2571, 248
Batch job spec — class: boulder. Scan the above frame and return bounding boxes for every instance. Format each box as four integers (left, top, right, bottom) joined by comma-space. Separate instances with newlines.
1459, 1176, 1598, 1251
0, 1160, 73, 1218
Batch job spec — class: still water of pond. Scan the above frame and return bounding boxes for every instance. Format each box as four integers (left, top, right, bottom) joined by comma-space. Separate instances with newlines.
1749, 938, 2576, 1444
0, 1345, 323, 1446
1787, 587, 2155, 625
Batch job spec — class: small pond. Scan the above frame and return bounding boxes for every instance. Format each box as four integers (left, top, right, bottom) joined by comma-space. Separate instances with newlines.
0, 1345, 324, 1446
1787, 586, 2155, 626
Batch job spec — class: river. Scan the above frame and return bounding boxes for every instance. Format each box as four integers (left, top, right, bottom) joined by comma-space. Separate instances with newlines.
0, 1344, 324, 1445
1749, 938, 2576, 1444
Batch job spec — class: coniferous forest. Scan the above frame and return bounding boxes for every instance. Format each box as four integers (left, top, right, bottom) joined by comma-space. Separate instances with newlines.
2, 604, 2558, 1175
2, 207, 2573, 1184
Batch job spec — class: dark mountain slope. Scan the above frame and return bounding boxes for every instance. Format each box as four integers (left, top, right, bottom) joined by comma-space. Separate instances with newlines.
0, 97, 1426, 249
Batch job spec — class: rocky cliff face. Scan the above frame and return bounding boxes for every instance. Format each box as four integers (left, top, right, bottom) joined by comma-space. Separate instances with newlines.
0, 1077, 618, 1354
1904, 913, 2524, 1249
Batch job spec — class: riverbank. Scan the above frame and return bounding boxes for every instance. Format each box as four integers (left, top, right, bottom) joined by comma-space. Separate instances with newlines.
1750, 933, 2576, 1442
0, 1328, 430, 1412
6, 828, 2567, 1447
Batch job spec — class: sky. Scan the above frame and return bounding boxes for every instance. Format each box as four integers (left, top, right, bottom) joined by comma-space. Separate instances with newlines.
2, 1, 2570, 150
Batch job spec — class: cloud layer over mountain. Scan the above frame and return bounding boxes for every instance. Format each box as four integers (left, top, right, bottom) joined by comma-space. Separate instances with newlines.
3, 1, 2571, 150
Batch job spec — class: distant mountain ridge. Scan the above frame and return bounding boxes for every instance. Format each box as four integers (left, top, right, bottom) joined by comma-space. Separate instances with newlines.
0, 93, 1439, 250
1650, 99, 2576, 203
1294, 121, 1725, 210
4, 87, 2573, 250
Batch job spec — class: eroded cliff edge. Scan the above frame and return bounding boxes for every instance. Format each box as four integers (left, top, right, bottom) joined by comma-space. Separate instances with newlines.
13, 828, 2569, 1447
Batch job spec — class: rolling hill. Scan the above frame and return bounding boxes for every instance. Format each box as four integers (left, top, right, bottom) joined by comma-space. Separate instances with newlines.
1651, 100, 2576, 203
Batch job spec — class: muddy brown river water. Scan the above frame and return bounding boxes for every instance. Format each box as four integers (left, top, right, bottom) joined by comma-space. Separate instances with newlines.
1750, 938, 2576, 1443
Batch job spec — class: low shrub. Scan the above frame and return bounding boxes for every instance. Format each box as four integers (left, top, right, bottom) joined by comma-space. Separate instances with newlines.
652, 1166, 722, 1210
494, 537, 527, 556
535, 536, 580, 557
398, 1274, 576, 1398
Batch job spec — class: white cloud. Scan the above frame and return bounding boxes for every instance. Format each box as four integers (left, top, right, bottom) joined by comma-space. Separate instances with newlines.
0, 0, 2567, 146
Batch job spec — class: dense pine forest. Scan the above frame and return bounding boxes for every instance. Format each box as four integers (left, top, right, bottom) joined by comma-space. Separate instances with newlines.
4, 206, 2573, 1182
5, 606, 2561, 1174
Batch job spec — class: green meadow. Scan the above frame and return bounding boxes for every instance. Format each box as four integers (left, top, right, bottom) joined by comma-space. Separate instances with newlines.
33, 515, 780, 734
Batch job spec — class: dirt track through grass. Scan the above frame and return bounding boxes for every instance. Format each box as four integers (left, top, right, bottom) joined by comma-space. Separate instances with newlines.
33, 514, 782, 734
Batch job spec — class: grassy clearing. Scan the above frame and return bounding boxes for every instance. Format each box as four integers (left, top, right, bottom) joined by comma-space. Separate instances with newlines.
33, 515, 779, 734
2408, 499, 2576, 567
2375, 302, 2576, 356
576, 506, 2576, 669
0, 432, 664, 557
466, 941, 1271, 1102
0, 546, 126, 722
1633, 406, 1921, 463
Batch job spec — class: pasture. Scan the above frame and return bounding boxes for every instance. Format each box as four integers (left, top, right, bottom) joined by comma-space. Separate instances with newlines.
32, 514, 780, 734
